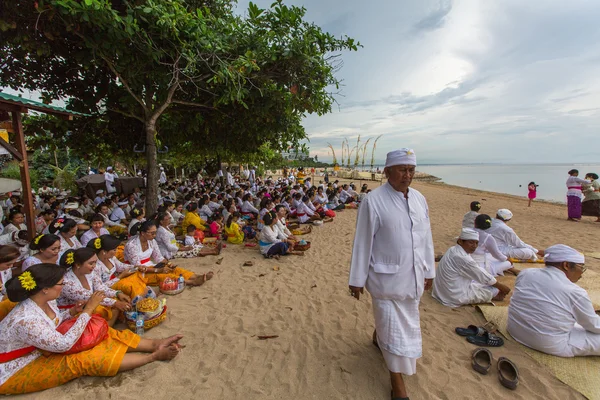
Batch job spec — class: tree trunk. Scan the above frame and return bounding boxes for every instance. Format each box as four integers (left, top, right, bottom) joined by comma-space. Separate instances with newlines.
145, 120, 158, 214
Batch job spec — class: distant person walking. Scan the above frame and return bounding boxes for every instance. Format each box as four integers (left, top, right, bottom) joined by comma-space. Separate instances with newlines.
566, 169, 589, 222
581, 173, 600, 222
527, 182, 538, 207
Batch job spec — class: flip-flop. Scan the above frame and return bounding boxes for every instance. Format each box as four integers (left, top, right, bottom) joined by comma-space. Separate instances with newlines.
498, 357, 519, 390
466, 332, 504, 347
471, 348, 492, 375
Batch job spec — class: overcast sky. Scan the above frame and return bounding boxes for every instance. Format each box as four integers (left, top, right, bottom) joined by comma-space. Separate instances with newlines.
238, 0, 600, 164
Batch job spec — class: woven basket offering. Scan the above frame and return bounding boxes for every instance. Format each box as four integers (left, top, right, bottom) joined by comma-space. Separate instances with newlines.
295, 241, 311, 251
126, 306, 167, 331
159, 278, 185, 295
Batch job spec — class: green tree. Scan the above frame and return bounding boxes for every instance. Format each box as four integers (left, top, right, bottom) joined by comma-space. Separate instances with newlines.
1, 0, 359, 212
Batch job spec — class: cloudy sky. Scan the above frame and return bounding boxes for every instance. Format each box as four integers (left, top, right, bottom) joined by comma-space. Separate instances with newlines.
238, 0, 600, 164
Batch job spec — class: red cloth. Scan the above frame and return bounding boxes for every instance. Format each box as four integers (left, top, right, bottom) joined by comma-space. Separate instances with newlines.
56, 315, 109, 355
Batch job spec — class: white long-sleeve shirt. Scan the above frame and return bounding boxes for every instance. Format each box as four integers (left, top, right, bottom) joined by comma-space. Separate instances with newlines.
566, 176, 589, 197
258, 225, 282, 255
241, 201, 259, 214
155, 226, 179, 259
472, 229, 508, 263
349, 183, 435, 301
487, 219, 537, 254
461, 211, 478, 229
508, 267, 600, 357
432, 245, 497, 308
295, 202, 314, 223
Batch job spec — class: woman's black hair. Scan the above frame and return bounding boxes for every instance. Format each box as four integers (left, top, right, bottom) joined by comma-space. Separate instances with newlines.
48, 218, 77, 234
263, 210, 276, 226
130, 207, 144, 218
302, 196, 309, 202
86, 234, 121, 253
90, 213, 105, 223
586, 173, 599, 180
8, 210, 23, 222
156, 211, 171, 225
139, 219, 158, 233
569, 169, 579, 175
186, 202, 198, 212
186, 224, 197, 233
5, 264, 67, 302
130, 222, 142, 236
0, 245, 21, 263
470, 201, 482, 212
60, 247, 96, 268
474, 214, 493, 230
29, 234, 60, 251
226, 212, 240, 228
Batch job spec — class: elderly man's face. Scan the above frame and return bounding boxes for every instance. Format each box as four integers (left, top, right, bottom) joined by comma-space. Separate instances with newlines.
385, 164, 416, 190
458, 239, 479, 254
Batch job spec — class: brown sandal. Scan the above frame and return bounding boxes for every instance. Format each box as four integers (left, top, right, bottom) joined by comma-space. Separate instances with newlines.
498, 357, 519, 390
471, 348, 492, 375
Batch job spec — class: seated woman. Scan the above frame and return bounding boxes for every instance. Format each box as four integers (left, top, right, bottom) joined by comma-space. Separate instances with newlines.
241, 193, 259, 218
22, 234, 61, 271
3, 210, 27, 237
0, 245, 22, 321
296, 196, 321, 224
181, 203, 207, 233
473, 214, 518, 276
87, 235, 152, 301
124, 220, 214, 287
171, 201, 185, 225
259, 211, 303, 259
198, 196, 213, 222
49, 218, 82, 259
0, 264, 182, 395
327, 191, 345, 211
224, 213, 245, 244
58, 249, 132, 326
257, 198, 274, 231
155, 212, 219, 259
34, 210, 56, 235
128, 207, 146, 236
80, 214, 111, 247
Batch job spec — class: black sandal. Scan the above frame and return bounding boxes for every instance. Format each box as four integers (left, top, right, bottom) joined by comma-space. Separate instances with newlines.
391, 391, 409, 400
466, 332, 504, 347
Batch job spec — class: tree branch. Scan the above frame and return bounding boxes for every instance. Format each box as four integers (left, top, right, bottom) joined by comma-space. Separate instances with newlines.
98, 54, 147, 112
106, 108, 145, 123
171, 99, 215, 109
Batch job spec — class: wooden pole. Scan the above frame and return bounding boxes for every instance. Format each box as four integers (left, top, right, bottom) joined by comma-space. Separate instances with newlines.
11, 112, 36, 240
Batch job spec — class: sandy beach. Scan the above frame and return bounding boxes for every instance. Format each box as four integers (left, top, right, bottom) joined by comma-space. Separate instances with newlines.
18, 180, 599, 400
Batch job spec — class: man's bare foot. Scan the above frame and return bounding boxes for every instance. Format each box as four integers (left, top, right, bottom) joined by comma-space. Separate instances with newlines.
152, 344, 180, 361
506, 268, 520, 276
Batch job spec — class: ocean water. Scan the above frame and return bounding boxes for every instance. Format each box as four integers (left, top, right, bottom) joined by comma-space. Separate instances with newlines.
415, 164, 600, 203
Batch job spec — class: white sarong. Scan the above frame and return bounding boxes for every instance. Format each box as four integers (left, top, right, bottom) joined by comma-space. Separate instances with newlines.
372, 298, 421, 375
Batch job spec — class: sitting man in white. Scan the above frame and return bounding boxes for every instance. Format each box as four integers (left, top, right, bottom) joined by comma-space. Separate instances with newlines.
487, 208, 543, 260
432, 228, 510, 308
508, 244, 600, 357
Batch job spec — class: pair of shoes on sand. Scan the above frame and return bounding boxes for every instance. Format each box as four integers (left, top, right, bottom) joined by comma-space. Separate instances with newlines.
471, 347, 519, 390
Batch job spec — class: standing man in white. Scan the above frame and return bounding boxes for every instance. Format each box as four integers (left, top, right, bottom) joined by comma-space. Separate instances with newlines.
349, 148, 435, 400
104, 166, 118, 194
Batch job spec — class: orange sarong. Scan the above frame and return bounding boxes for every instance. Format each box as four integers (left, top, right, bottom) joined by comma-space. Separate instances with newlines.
110, 273, 150, 299
0, 299, 18, 322
143, 267, 195, 286
0, 328, 140, 395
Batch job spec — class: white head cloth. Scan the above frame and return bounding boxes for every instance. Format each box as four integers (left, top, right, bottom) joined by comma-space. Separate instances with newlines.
544, 244, 585, 264
65, 202, 79, 209
96, 189, 104, 195
117, 200, 128, 206
385, 148, 417, 168
497, 209, 513, 221
107, 166, 113, 171
458, 228, 479, 241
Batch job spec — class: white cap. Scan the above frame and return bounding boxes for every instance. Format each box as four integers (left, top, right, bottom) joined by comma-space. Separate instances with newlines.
64, 202, 79, 209
544, 244, 585, 264
497, 209, 513, 221
107, 166, 113, 171
458, 228, 479, 241
385, 148, 417, 167
160, 167, 164, 171
96, 189, 104, 195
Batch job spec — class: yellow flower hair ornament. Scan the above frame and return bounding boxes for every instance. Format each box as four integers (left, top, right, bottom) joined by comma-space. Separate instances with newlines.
486, 219, 492, 224
94, 238, 102, 250
65, 252, 75, 266
18, 271, 37, 291
133, 209, 140, 216
33, 235, 43, 245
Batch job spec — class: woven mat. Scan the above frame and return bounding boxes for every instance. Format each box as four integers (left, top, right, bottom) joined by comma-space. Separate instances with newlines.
477, 305, 600, 400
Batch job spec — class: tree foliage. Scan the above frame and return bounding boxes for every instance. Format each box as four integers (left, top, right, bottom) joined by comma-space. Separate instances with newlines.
0, 0, 359, 210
